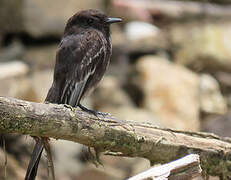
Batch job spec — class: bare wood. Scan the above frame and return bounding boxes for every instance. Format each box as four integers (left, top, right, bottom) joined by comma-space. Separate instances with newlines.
0, 96, 231, 178
128, 154, 201, 180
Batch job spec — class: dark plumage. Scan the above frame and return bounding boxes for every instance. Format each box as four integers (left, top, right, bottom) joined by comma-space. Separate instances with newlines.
25, 9, 121, 180
46, 9, 121, 109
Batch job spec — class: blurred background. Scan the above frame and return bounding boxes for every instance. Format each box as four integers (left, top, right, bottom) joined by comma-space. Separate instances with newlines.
0, 0, 231, 179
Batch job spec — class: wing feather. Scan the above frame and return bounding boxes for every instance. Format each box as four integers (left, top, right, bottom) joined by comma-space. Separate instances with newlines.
54, 31, 105, 106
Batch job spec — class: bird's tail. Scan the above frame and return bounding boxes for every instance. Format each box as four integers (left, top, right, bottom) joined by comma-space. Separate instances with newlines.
25, 137, 55, 180
25, 138, 44, 180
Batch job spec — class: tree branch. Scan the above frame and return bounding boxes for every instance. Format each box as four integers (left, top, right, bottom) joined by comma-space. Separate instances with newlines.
128, 154, 201, 180
0, 96, 231, 178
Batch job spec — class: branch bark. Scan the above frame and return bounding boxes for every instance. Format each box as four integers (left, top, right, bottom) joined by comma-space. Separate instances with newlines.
0, 97, 231, 178
128, 154, 201, 180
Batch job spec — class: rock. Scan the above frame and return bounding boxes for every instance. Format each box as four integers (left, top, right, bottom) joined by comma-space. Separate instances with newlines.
136, 55, 200, 131
110, 24, 126, 46
0, 61, 29, 79
0, 0, 104, 37
0, 76, 35, 101
52, 140, 85, 178
215, 71, 231, 89
23, 0, 104, 37
105, 106, 163, 126
24, 44, 57, 71
0, 149, 25, 180
0, 69, 52, 102
171, 23, 231, 72
3, 134, 31, 163
131, 158, 151, 178
0, 40, 25, 61
93, 76, 135, 109
124, 21, 168, 53
202, 112, 231, 137
74, 166, 120, 180
199, 74, 227, 114
92, 75, 163, 125
0, 0, 23, 34
29, 69, 53, 102
125, 21, 159, 41
73, 156, 150, 180
99, 156, 150, 180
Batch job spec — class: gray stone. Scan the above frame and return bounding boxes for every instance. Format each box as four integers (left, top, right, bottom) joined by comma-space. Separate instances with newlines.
23, 0, 104, 37
92, 76, 162, 125
124, 21, 168, 53
24, 44, 57, 70
0, 76, 34, 101
0, 0, 23, 34
0, 69, 52, 102
0, 149, 25, 180
202, 112, 231, 138
125, 21, 159, 41
52, 140, 85, 178
136, 55, 200, 131
0, 61, 29, 79
171, 23, 231, 72
0, 40, 25, 61
93, 76, 135, 109
29, 70, 53, 102
199, 74, 227, 114
74, 166, 119, 180
0, 0, 104, 37
104, 106, 163, 126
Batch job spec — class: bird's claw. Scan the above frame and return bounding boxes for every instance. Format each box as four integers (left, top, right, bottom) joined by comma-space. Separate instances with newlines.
64, 104, 75, 111
78, 104, 109, 118
95, 111, 110, 118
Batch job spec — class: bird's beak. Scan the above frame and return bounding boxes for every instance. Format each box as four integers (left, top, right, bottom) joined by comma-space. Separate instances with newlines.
106, 17, 122, 24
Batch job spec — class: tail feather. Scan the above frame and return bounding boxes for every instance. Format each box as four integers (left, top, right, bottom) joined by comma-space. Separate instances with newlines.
25, 139, 44, 180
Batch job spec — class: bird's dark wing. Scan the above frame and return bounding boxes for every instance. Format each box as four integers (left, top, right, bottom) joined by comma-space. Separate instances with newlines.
54, 31, 105, 107
25, 138, 44, 180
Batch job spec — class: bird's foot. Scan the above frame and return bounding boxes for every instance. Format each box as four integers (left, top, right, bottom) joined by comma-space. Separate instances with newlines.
78, 104, 109, 117
64, 104, 75, 111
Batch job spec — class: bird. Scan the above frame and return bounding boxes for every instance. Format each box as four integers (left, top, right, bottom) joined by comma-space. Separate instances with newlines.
25, 9, 122, 180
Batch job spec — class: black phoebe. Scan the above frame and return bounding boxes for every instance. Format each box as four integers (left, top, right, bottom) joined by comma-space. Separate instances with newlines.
25, 9, 121, 180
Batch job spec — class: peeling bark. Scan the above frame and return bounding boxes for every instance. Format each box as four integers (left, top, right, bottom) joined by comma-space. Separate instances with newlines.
128, 154, 201, 180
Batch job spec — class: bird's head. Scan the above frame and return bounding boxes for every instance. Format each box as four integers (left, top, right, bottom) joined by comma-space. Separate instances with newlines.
64, 9, 122, 35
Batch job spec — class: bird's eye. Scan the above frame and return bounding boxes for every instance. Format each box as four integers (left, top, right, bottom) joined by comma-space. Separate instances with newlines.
87, 18, 93, 24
